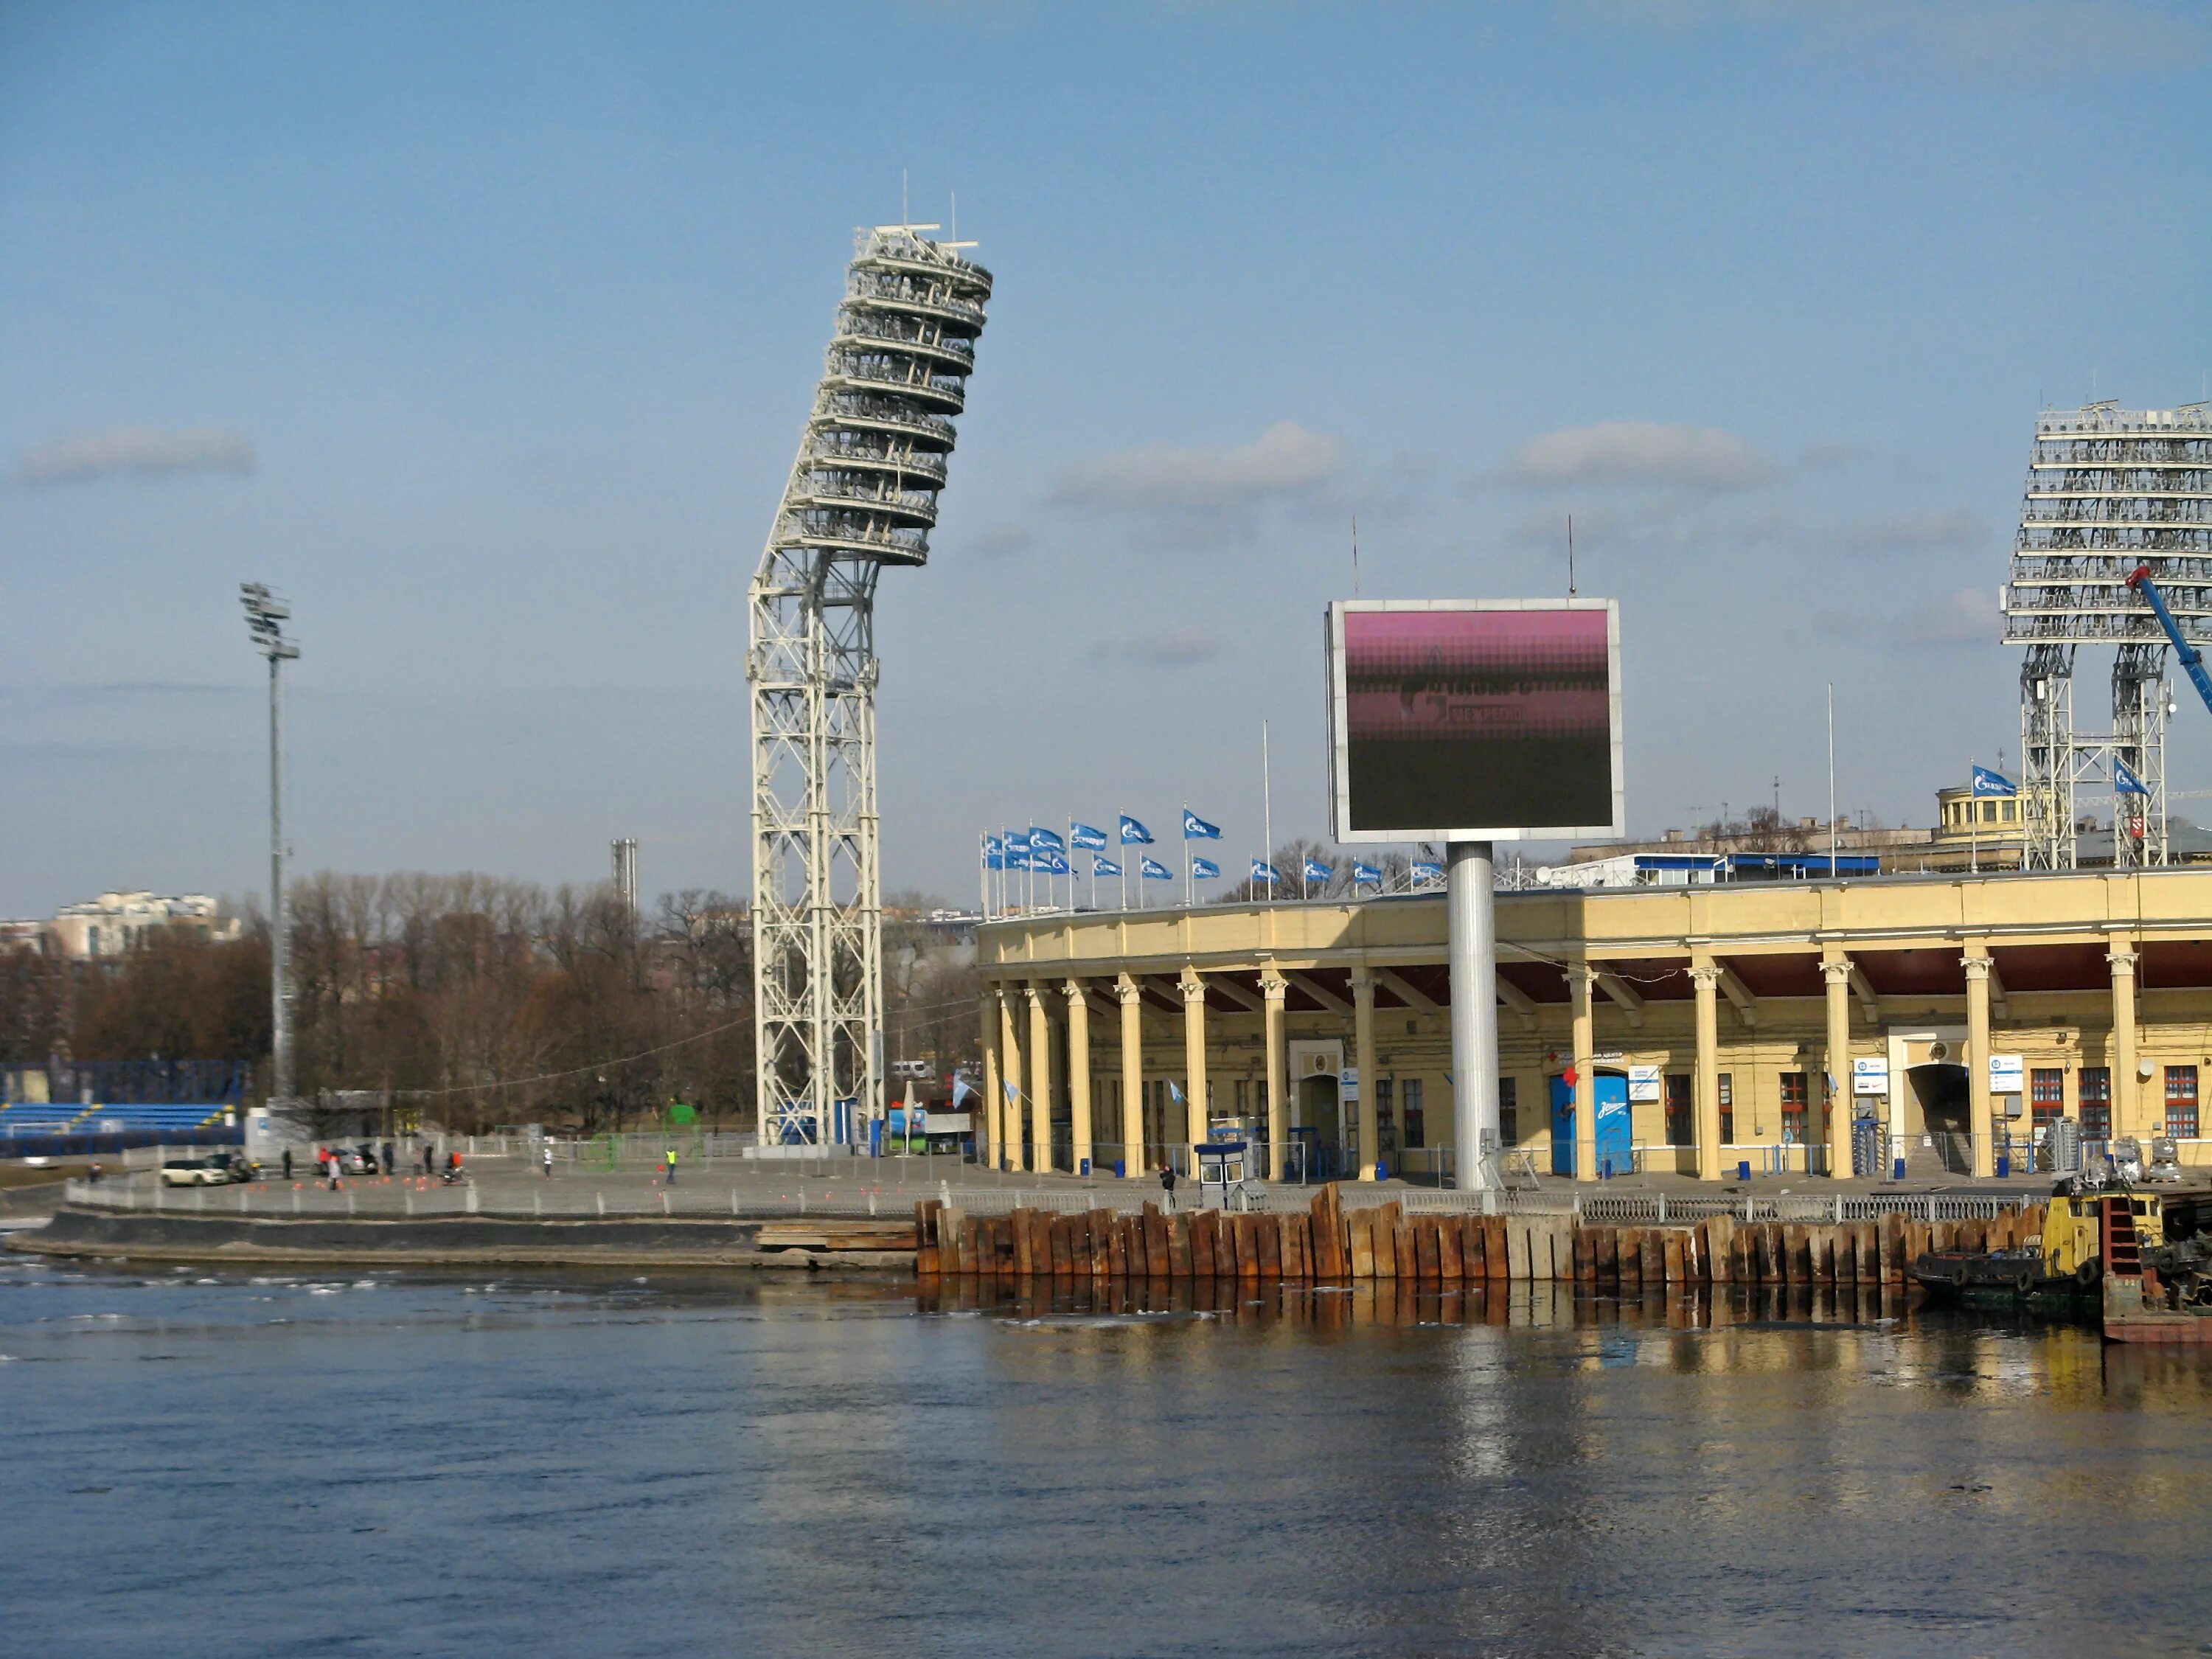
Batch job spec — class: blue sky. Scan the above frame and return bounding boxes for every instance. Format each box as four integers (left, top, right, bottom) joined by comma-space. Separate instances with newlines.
4, 0, 2208, 915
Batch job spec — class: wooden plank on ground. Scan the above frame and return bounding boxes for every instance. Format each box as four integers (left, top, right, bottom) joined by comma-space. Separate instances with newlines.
1508, 1217, 1533, 1282
1259, 1214, 1282, 1279
1437, 1214, 1464, 1282
1168, 1213, 1193, 1277
1192, 1209, 1218, 1279
1663, 1229, 1685, 1286
1414, 1220, 1439, 1281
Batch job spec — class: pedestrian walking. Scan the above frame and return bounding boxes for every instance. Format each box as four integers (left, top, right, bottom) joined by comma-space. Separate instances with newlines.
664, 1147, 678, 1186
1159, 1163, 1177, 1215
423, 1144, 434, 1178
542, 1142, 554, 1180
282, 1148, 293, 1181
382, 1141, 395, 1175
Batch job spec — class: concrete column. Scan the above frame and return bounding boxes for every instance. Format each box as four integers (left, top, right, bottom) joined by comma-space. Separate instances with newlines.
1026, 984, 1053, 1175
1063, 979, 1093, 1177
1351, 970, 1380, 1181
1260, 966, 1290, 1182
1116, 973, 1144, 1175
1690, 962, 1723, 1181
980, 990, 1002, 1169
1179, 968, 1208, 1172
998, 991, 1025, 1173
1567, 964, 1597, 1184
1961, 952, 1995, 1178
1820, 959, 1854, 1179
2110, 948, 2140, 1137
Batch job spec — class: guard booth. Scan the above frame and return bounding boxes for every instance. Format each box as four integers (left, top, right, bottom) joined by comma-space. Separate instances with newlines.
1197, 1139, 1251, 1209
1549, 1072, 1632, 1178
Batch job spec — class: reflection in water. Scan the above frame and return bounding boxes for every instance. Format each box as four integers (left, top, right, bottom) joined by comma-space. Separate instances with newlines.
3, 1260, 2208, 1658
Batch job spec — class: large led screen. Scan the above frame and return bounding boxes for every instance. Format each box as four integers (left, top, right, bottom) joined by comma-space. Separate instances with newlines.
1326, 599, 1623, 842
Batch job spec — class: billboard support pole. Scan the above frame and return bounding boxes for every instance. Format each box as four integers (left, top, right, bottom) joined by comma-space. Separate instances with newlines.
1447, 839, 1501, 1190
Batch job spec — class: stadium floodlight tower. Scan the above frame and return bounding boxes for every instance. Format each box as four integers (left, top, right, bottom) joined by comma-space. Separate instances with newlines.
2005, 402, 2212, 869
240, 582, 300, 1112
748, 223, 991, 1147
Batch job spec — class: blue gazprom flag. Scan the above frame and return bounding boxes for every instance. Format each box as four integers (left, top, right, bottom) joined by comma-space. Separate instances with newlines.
1029, 826, 1066, 854
1972, 765, 2016, 797
1353, 862, 1383, 886
1251, 859, 1282, 884
1303, 858, 1333, 883
984, 835, 1005, 871
1411, 861, 1444, 883
1035, 849, 1071, 875
1119, 815, 1155, 846
1192, 856, 1221, 880
1006, 848, 1032, 871
1006, 830, 1032, 854
1140, 856, 1174, 880
1093, 855, 1121, 877
1070, 822, 1108, 851
2115, 759, 2151, 796
1183, 808, 1222, 840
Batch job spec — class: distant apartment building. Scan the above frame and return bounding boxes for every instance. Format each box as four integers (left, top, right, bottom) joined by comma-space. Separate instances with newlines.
2, 891, 243, 960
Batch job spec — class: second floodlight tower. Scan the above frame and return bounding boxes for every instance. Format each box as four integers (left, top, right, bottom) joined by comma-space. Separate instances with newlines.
748, 224, 991, 1147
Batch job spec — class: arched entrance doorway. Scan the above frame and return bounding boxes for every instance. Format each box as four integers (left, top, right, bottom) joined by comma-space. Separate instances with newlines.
1287, 1040, 1347, 1180
1550, 1071, 1632, 1178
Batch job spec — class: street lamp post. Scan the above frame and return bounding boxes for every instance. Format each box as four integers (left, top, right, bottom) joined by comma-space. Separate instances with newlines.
240, 584, 299, 1113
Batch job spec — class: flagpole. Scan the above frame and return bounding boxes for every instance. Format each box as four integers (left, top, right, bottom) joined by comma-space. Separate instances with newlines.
1969, 762, 1978, 875
1183, 805, 1192, 908
1262, 719, 1274, 908
1826, 682, 1837, 881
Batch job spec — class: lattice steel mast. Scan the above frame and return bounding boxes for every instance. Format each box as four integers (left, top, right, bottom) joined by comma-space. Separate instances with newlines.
2006, 401, 2211, 869
748, 225, 991, 1145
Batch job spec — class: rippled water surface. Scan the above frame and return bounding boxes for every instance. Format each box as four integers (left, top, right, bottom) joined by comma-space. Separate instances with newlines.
4, 1256, 2210, 1658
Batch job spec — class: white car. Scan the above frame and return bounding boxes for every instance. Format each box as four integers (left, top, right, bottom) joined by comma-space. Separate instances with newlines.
159, 1157, 237, 1187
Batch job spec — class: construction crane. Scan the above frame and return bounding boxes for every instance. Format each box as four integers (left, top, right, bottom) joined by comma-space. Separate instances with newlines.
2126, 565, 2212, 717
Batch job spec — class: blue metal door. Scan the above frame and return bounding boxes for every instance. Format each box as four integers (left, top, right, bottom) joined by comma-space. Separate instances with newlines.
1595, 1074, 1632, 1178
1551, 1074, 1635, 1177
1550, 1076, 1575, 1175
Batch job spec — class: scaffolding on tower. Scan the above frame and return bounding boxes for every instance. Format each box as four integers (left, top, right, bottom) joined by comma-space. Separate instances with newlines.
2004, 401, 2212, 869
747, 224, 991, 1147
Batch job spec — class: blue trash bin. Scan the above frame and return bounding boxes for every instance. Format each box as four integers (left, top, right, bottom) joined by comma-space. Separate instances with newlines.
1113, 1159, 1126, 1178
1376, 1159, 1388, 1180
1079, 1158, 1091, 1177
1996, 1153, 2010, 1178
1893, 1157, 1907, 1181
1737, 1161, 1752, 1182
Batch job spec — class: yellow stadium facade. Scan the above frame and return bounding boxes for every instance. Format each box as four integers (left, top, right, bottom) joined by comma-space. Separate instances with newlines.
975, 867, 2212, 1185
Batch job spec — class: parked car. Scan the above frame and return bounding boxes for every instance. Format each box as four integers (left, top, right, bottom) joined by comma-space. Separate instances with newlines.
159, 1157, 236, 1187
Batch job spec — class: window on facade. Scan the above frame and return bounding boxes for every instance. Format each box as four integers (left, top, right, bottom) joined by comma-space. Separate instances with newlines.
1719, 1072, 1735, 1144
2166, 1065, 2199, 1141
1402, 1078, 1425, 1149
1781, 1071, 1809, 1144
1664, 1074, 1693, 1147
2030, 1067, 2065, 1129
2079, 1066, 2112, 1141
1498, 1077, 1518, 1147
1376, 1077, 1397, 1154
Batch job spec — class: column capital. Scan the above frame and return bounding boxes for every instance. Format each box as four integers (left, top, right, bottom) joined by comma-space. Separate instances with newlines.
1025, 981, 1048, 1006
1178, 967, 1207, 1003
1960, 956, 1993, 981
1115, 971, 1142, 1004
1258, 967, 1290, 1002
1688, 964, 1723, 990
1565, 962, 1597, 993
1819, 960, 1854, 986
2107, 949, 2140, 974
1062, 977, 1088, 1004
1349, 969, 1377, 1001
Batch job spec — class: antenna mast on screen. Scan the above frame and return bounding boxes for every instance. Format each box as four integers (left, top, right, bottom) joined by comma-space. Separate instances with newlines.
1568, 515, 1576, 599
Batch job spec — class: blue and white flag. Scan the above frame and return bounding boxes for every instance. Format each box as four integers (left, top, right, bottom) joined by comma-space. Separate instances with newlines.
1035, 849, 1071, 875
1140, 856, 1174, 880
1029, 826, 1066, 854
1192, 856, 1221, 880
1119, 814, 1155, 846
1183, 808, 1221, 840
1972, 765, 2015, 797
1070, 821, 1108, 851
1251, 859, 1282, 885
1002, 1079, 1019, 1105
1353, 862, 1383, 886
1093, 855, 1121, 877
951, 1077, 977, 1108
1006, 830, 1032, 854
1411, 860, 1444, 883
1167, 1080, 1185, 1105
1006, 848, 1032, 871
2115, 759, 2151, 796
1303, 858, 1334, 884
985, 845, 1005, 871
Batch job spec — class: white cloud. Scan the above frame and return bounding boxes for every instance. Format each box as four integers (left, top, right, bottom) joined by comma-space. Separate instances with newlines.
1093, 626, 1228, 667
964, 522, 1037, 560
14, 427, 257, 486
1898, 585, 2001, 644
1055, 422, 1342, 509
1506, 421, 1777, 490
1839, 509, 1986, 556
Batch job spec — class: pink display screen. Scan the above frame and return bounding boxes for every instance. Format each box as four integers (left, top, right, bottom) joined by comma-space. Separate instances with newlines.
1340, 607, 1613, 833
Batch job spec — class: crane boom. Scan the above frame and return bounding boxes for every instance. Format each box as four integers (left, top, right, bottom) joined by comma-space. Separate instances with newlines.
2125, 565, 2212, 717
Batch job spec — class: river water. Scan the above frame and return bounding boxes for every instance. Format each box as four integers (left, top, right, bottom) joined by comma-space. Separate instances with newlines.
4, 1255, 2209, 1658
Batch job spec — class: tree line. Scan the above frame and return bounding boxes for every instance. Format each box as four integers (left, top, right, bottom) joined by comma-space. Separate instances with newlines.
1, 873, 981, 1135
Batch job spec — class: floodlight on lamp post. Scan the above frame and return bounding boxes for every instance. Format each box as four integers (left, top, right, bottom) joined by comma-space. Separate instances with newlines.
240, 583, 299, 1114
